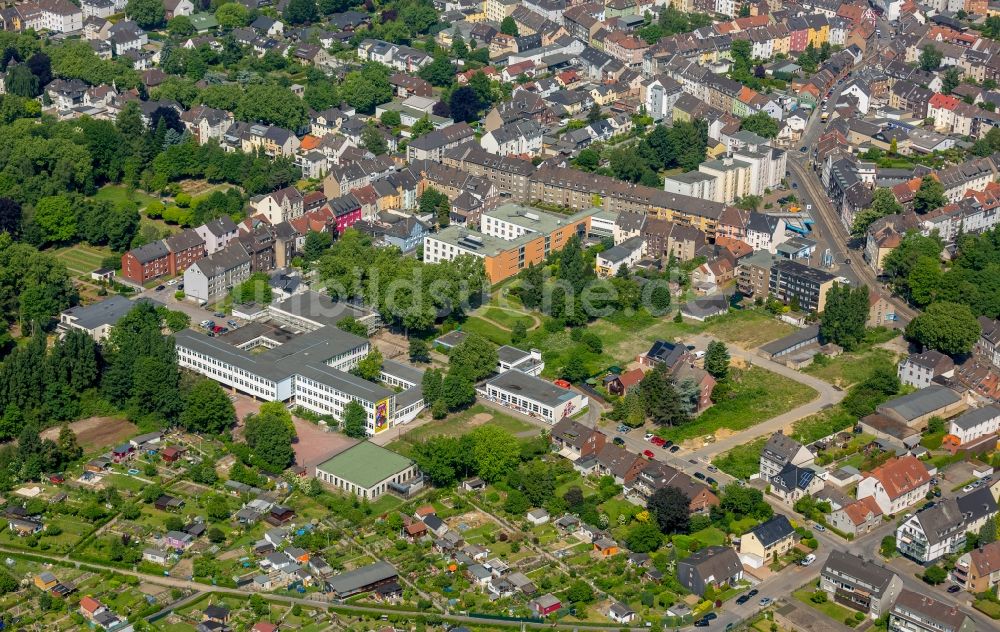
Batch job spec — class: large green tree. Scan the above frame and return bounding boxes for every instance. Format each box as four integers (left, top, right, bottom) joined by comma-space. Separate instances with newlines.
820, 283, 870, 351
905, 301, 980, 355
640, 363, 687, 427
448, 333, 497, 382
470, 425, 520, 483
180, 379, 235, 435
342, 401, 367, 439
648, 486, 690, 534
851, 188, 903, 237
913, 175, 946, 215
126, 0, 166, 29
285, 0, 318, 24
703, 341, 730, 380
740, 111, 778, 138
243, 401, 296, 472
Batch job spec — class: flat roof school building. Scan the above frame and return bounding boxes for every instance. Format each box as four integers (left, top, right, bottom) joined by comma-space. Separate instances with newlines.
315, 442, 422, 499
480, 370, 588, 424
175, 291, 424, 436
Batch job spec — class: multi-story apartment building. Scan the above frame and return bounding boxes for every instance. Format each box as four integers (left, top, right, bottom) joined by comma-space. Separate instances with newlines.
163, 229, 206, 276
975, 315, 1000, 369
121, 241, 170, 284
767, 259, 839, 312
183, 243, 251, 303
253, 186, 305, 225
195, 216, 239, 255
423, 204, 596, 284
897, 350, 954, 389
443, 144, 535, 202
888, 589, 976, 632
820, 552, 903, 620
736, 251, 775, 298
759, 431, 814, 481
953, 540, 1000, 593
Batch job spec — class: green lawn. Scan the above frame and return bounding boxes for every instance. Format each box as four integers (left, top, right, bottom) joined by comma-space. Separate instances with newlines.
660, 366, 817, 443
482, 307, 537, 331
460, 316, 513, 346
791, 407, 856, 444
974, 599, 1000, 619
93, 184, 158, 210
673, 526, 726, 553
386, 404, 536, 454
794, 588, 860, 627
804, 347, 900, 388
712, 437, 767, 480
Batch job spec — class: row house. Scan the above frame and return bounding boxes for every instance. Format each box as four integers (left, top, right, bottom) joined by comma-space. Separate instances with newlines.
935, 156, 998, 204
919, 198, 1000, 244
480, 120, 543, 157
406, 122, 475, 162
443, 143, 535, 202
252, 186, 305, 225
240, 123, 300, 158
356, 39, 431, 72
896, 488, 997, 563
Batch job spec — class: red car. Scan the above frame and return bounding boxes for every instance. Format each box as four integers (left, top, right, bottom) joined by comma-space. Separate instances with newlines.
650, 436, 666, 447
643, 449, 655, 459
212, 325, 224, 333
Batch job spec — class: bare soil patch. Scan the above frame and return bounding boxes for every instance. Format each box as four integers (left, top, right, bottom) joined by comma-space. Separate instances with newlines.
41, 417, 137, 451
468, 412, 492, 427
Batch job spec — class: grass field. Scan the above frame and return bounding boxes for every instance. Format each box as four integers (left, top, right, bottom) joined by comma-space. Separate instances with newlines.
794, 588, 860, 627
791, 407, 857, 444
803, 347, 900, 388
93, 185, 158, 211
386, 404, 536, 455
659, 366, 816, 443
460, 316, 514, 346
712, 437, 767, 480
52, 244, 112, 276
482, 307, 537, 331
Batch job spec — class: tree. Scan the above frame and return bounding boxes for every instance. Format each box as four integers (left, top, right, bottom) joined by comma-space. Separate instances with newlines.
626, 522, 663, 553
421, 368, 443, 405
355, 349, 384, 382
504, 488, 530, 514
57, 425, 82, 463
342, 401, 367, 438
411, 115, 434, 138
215, 2, 249, 28
408, 338, 430, 363
126, 0, 165, 29
703, 341, 730, 379
5, 63, 39, 98
567, 580, 594, 603
419, 56, 456, 88
336, 317, 368, 337
587, 102, 604, 123
648, 486, 690, 534
922, 565, 947, 585
641, 363, 687, 427
719, 483, 772, 520
26, 52, 50, 87
913, 175, 947, 215
231, 272, 273, 305
820, 283, 869, 351
361, 122, 388, 155
0, 568, 18, 594
31, 195, 76, 244
500, 16, 519, 36
303, 230, 333, 261
180, 379, 235, 434
942, 67, 962, 95
980, 516, 998, 545
243, 401, 296, 472
510, 320, 527, 345
851, 188, 903, 236
740, 112, 779, 139
0, 198, 21, 235
168, 15, 195, 36
285, 0, 318, 24
919, 45, 943, 71
470, 425, 520, 482
905, 301, 980, 355
340, 63, 393, 114
448, 85, 484, 123
448, 333, 497, 382
441, 371, 475, 410
561, 349, 589, 383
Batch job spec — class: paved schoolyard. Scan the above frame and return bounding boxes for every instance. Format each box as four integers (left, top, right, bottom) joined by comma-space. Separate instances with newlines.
292, 416, 357, 470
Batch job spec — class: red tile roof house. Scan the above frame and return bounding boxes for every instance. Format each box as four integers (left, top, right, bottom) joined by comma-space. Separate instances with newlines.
607, 368, 645, 396
79, 596, 106, 620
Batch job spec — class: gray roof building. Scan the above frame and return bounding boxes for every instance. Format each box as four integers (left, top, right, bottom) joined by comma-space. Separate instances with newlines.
328, 560, 398, 597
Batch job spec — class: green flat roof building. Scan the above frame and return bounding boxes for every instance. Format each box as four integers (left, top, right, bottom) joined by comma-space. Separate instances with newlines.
315, 442, 422, 499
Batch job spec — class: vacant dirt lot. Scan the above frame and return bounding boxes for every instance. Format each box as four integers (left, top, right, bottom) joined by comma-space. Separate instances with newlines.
292, 417, 357, 470
41, 417, 138, 451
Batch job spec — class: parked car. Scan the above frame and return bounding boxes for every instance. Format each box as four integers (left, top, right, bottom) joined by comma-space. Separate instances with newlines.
704, 613, 717, 621
613, 437, 625, 446
706, 477, 717, 486
670, 445, 680, 453
948, 585, 961, 593
166, 279, 177, 286
155, 285, 165, 291
963, 484, 975, 492
814, 524, 826, 532
707, 465, 718, 472
651, 437, 666, 447
759, 597, 773, 607
747, 590, 758, 598
643, 449, 655, 459
801, 554, 816, 566
214, 312, 225, 318
694, 472, 706, 480
694, 619, 710, 627
644, 432, 654, 440
736, 594, 750, 605
663, 440, 673, 448
617, 424, 630, 433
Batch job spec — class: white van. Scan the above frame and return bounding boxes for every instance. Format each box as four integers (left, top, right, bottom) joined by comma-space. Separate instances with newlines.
801, 553, 816, 566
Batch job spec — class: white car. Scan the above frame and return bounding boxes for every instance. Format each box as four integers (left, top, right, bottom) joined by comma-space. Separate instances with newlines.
644, 433, 654, 441
963, 484, 975, 492
166, 279, 177, 286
